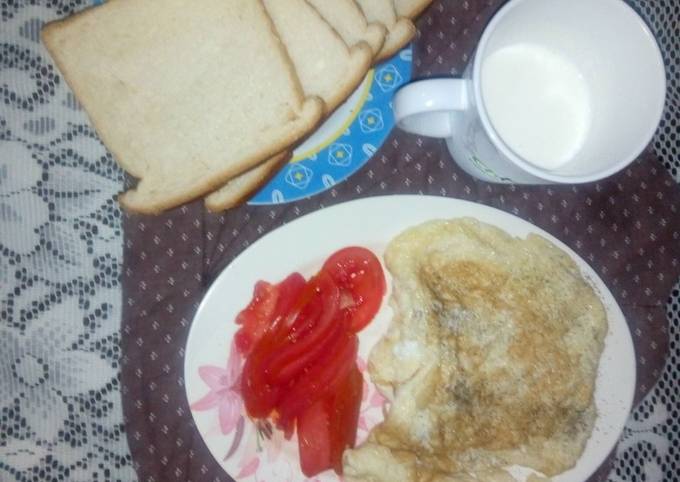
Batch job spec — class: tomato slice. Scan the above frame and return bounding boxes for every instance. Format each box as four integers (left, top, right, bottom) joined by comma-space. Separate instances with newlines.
234, 281, 276, 354
276, 332, 358, 427
241, 272, 339, 418
234, 273, 306, 355
295, 364, 363, 477
321, 247, 386, 332
281, 271, 340, 341
279, 413, 296, 441
274, 273, 308, 326
266, 316, 346, 384
240, 331, 283, 418
263, 273, 342, 384
297, 396, 332, 478
328, 365, 363, 474
238, 246, 381, 478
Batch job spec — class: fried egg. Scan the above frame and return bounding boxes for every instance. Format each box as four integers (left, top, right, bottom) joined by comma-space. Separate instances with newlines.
343, 218, 607, 482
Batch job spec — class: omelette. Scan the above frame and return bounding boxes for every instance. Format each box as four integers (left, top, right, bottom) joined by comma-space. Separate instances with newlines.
343, 219, 608, 482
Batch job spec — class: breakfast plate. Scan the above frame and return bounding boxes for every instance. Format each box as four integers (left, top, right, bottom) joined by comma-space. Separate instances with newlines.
184, 195, 636, 482
249, 48, 412, 205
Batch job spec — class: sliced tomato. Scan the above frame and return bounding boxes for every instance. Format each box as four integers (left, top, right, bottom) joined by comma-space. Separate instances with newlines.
234, 281, 276, 354
266, 316, 346, 385
241, 272, 339, 418
273, 272, 308, 326
234, 273, 306, 355
237, 247, 380, 478
263, 273, 342, 384
321, 247, 386, 332
280, 414, 296, 441
295, 365, 363, 477
297, 396, 332, 478
281, 271, 340, 341
276, 332, 358, 427
240, 331, 283, 418
328, 365, 363, 474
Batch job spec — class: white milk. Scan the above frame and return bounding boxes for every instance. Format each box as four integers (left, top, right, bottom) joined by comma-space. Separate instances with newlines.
481, 43, 592, 170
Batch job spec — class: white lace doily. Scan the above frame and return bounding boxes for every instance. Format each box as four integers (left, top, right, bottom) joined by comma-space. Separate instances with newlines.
0, 1, 677, 481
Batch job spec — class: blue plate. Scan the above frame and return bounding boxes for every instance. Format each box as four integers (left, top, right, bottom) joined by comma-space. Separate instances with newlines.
250, 47, 413, 205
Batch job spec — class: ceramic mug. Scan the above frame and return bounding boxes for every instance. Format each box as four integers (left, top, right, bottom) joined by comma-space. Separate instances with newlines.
393, 0, 666, 184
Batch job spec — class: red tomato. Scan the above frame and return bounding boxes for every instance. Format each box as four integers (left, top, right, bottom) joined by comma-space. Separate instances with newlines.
279, 271, 340, 341
234, 273, 305, 355
263, 273, 342, 384
295, 365, 363, 477
297, 396, 332, 478
321, 247, 386, 332
237, 246, 384, 478
266, 315, 346, 384
328, 365, 363, 474
241, 272, 339, 418
234, 281, 276, 354
240, 331, 283, 418
273, 273, 308, 327
278, 414, 295, 441
276, 332, 358, 427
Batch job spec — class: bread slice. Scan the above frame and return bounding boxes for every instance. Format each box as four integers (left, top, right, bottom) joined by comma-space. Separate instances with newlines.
394, 0, 433, 19
42, 0, 323, 214
203, 0, 372, 212
306, 0, 387, 57
355, 0, 416, 61
204, 152, 290, 212
262, 0, 373, 114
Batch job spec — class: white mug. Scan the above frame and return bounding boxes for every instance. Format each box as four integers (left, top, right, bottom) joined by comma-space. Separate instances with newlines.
393, 0, 666, 184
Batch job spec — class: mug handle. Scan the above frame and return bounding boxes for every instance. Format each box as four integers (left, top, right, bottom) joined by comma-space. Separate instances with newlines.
393, 79, 469, 138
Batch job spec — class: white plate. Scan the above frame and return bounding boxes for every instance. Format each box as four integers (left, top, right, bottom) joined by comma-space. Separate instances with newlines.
184, 195, 636, 482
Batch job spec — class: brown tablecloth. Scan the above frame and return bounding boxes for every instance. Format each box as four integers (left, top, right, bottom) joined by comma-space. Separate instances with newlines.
120, 1, 680, 481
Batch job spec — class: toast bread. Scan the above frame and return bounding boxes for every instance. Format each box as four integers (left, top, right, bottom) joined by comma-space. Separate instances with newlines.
42, 0, 324, 214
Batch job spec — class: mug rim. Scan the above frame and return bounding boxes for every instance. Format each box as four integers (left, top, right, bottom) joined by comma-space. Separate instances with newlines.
471, 0, 667, 183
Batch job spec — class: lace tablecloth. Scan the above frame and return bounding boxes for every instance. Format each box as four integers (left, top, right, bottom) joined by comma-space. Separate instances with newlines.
1, 1, 679, 481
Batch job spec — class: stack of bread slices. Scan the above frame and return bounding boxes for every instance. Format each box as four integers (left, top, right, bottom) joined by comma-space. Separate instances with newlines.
42, 0, 432, 214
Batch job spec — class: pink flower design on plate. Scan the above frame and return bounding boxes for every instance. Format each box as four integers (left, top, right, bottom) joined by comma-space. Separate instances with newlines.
356, 356, 368, 372
237, 456, 260, 478
191, 342, 243, 436
370, 389, 387, 407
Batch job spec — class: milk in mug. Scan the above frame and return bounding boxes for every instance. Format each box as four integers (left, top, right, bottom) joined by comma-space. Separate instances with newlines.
481, 43, 592, 171
393, 0, 665, 184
